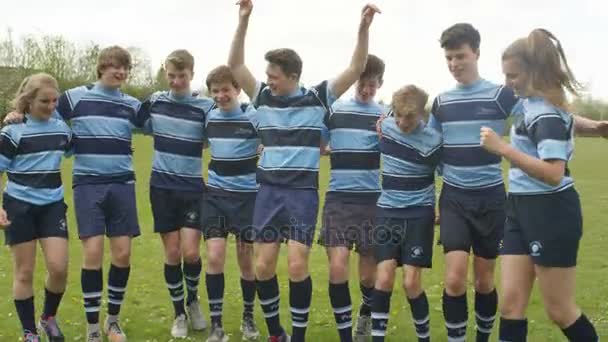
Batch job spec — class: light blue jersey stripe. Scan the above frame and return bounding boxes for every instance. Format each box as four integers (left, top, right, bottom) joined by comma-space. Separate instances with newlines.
5, 182, 64, 206
260, 146, 320, 170
377, 186, 436, 208
73, 155, 133, 176
207, 171, 258, 192
328, 169, 381, 192
152, 151, 203, 177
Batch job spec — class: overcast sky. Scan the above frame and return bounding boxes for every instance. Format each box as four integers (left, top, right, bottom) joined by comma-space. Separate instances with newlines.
1, 0, 606, 102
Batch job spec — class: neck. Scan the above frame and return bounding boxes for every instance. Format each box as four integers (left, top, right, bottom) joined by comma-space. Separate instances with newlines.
221, 102, 241, 113
170, 89, 191, 99
459, 72, 481, 87
354, 95, 373, 104
26, 113, 49, 122
95, 81, 121, 95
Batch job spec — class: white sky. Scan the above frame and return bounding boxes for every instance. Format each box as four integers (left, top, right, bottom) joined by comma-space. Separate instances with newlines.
1, 0, 606, 102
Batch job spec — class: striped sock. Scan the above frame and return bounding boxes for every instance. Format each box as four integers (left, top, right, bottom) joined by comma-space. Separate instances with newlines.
329, 282, 353, 342
290, 277, 312, 342
408, 292, 430, 342
256, 276, 284, 337
183, 259, 202, 305
241, 278, 256, 319
206, 273, 225, 327
164, 263, 185, 317
371, 289, 391, 342
475, 289, 497, 342
443, 291, 468, 342
107, 264, 130, 316
81, 268, 103, 324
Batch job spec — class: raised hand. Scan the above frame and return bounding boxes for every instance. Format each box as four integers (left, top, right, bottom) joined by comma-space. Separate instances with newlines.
236, 0, 253, 18
361, 3, 381, 29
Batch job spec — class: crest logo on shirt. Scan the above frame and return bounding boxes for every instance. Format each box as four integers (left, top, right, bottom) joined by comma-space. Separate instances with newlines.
235, 127, 254, 136
529, 241, 543, 257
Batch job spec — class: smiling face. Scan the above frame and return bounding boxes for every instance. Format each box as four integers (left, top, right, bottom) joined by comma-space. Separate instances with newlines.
96, 46, 132, 89
355, 76, 382, 104
210, 81, 241, 112
98, 64, 129, 89
444, 43, 480, 85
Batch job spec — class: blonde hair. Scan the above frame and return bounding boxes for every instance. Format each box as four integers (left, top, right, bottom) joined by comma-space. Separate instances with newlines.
11, 73, 59, 114
165, 49, 195, 72
391, 85, 428, 116
502, 28, 582, 110
96, 45, 132, 79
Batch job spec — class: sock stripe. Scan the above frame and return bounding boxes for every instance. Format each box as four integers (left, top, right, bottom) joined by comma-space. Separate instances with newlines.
333, 305, 352, 314
445, 321, 467, 329
166, 282, 183, 290
260, 295, 280, 305
263, 309, 279, 318
447, 337, 466, 342
336, 321, 352, 330
170, 294, 185, 301
413, 315, 430, 325
107, 285, 126, 292
476, 312, 496, 322
290, 306, 310, 314
83, 292, 102, 299
292, 321, 308, 328
371, 312, 389, 320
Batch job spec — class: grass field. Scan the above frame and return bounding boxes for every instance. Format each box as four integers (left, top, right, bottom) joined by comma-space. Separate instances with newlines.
0, 135, 607, 341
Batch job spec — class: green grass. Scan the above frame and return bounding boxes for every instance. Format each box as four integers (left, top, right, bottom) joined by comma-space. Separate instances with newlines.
1, 136, 607, 341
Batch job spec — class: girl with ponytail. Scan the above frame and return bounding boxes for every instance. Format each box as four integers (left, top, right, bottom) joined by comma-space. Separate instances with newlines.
479, 29, 599, 341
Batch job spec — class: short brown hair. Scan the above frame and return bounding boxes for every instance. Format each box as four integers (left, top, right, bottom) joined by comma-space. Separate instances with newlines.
264, 48, 303, 80
440, 23, 481, 50
391, 85, 429, 116
206, 65, 240, 90
165, 49, 195, 72
11, 73, 59, 114
360, 54, 385, 82
96, 46, 132, 79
